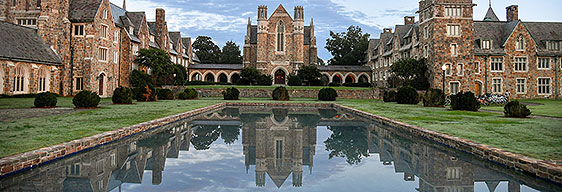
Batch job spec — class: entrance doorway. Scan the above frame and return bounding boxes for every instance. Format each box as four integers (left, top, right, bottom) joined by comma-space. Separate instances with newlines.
475, 81, 483, 96
98, 73, 105, 95
274, 70, 286, 84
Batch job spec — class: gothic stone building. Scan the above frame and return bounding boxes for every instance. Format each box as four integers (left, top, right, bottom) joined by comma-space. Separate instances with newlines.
369, 0, 562, 99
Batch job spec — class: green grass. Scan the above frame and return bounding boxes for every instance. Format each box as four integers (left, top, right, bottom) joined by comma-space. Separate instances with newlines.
188, 85, 372, 90
0, 97, 113, 109
481, 99, 562, 118
1, 97, 561, 161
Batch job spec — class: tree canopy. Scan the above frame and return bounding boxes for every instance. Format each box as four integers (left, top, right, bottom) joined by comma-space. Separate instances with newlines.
297, 65, 322, 86
325, 25, 370, 65
389, 58, 430, 90
192, 36, 222, 64
134, 48, 186, 86
220, 41, 242, 64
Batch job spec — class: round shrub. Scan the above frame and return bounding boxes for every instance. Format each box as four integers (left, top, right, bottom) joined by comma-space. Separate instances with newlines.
73, 90, 101, 108
222, 87, 240, 100
450, 91, 481, 111
272, 86, 290, 101
133, 85, 157, 102
184, 88, 198, 99
34, 92, 57, 108
383, 90, 397, 102
423, 88, 445, 107
504, 101, 531, 118
287, 74, 302, 86
112, 87, 133, 104
396, 86, 419, 104
176, 92, 189, 100
318, 88, 337, 101
157, 89, 174, 100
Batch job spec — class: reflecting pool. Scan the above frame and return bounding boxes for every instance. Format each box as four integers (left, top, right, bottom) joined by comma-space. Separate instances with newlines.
1, 106, 560, 192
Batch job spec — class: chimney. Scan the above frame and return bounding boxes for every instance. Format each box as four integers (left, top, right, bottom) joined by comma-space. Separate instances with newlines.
404, 16, 415, 25
122, 0, 126, 10
155, 8, 167, 49
506, 5, 518, 22
383, 28, 392, 33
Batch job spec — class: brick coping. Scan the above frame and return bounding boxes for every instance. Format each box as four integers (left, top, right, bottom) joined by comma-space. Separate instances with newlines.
0, 102, 560, 185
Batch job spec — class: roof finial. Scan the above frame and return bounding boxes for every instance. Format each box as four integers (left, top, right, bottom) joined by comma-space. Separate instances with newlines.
123, 0, 126, 10
489, 0, 492, 8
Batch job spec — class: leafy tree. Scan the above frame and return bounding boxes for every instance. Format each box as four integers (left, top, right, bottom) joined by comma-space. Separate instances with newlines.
134, 48, 175, 86
297, 65, 322, 86
220, 41, 242, 64
324, 126, 369, 165
390, 58, 430, 90
192, 36, 222, 64
191, 125, 221, 150
317, 56, 325, 65
239, 67, 263, 85
220, 125, 240, 145
325, 25, 370, 65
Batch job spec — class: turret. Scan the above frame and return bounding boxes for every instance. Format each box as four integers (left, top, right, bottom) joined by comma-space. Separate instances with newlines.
257, 5, 268, 34
293, 6, 304, 34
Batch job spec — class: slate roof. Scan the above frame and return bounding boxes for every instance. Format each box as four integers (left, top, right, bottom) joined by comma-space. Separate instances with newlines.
188, 64, 243, 70
318, 65, 371, 72
304, 26, 312, 45
0, 21, 62, 65
377, 33, 393, 51
181, 37, 191, 50
69, 0, 103, 22
193, 53, 200, 63
168, 32, 181, 50
126, 12, 145, 35
250, 25, 258, 44
525, 22, 562, 49
483, 7, 500, 21
394, 25, 411, 46
110, 3, 127, 27
147, 22, 157, 35
473, 21, 510, 55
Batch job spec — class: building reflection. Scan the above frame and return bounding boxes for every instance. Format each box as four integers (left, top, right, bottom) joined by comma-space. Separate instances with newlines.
0, 107, 560, 192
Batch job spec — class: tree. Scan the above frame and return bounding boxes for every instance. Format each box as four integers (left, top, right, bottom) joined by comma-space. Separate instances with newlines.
325, 25, 370, 65
297, 65, 322, 86
239, 67, 263, 85
390, 58, 430, 90
220, 41, 242, 64
324, 126, 370, 165
134, 48, 174, 86
317, 56, 325, 65
192, 36, 221, 64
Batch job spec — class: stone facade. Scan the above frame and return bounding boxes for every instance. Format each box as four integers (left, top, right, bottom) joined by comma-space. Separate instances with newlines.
369, 0, 562, 99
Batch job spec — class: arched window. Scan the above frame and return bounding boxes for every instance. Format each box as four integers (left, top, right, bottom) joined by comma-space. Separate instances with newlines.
231, 73, 240, 84
218, 73, 228, 83
277, 21, 285, 52
37, 68, 50, 92
13, 65, 27, 93
516, 35, 525, 50
192, 73, 202, 81
205, 73, 215, 82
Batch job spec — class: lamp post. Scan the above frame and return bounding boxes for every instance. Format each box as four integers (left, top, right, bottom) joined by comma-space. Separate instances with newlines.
441, 64, 447, 96
173, 73, 177, 86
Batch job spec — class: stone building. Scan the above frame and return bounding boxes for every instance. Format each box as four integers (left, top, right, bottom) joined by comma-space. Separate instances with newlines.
369, 0, 562, 99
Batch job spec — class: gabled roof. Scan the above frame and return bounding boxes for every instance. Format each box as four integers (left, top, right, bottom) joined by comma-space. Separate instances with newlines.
0, 21, 62, 65
110, 3, 127, 27
181, 37, 191, 49
524, 21, 562, 50
304, 26, 312, 45
147, 22, 157, 35
378, 33, 393, 51
125, 12, 145, 35
483, 7, 500, 21
168, 32, 181, 50
249, 25, 258, 44
270, 4, 292, 20
369, 39, 380, 50
193, 53, 200, 63
69, 0, 102, 22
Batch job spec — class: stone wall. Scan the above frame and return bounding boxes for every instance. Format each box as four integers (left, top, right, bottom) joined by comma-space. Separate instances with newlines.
162, 86, 381, 99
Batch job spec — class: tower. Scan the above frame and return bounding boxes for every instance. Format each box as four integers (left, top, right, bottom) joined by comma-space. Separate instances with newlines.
256, 5, 268, 70
293, 6, 305, 69
419, 0, 475, 94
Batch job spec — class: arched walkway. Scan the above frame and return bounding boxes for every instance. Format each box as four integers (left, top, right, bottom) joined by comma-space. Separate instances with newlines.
191, 72, 202, 81
274, 69, 286, 84
218, 73, 228, 83
345, 74, 356, 84
205, 73, 215, 82
230, 73, 240, 84
332, 74, 342, 85
358, 74, 369, 83
321, 74, 330, 85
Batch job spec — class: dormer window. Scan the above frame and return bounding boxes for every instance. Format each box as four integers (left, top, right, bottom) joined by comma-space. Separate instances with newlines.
516, 36, 525, 50
150, 35, 155, 42
482, 40, 491, 49
547, 41, 560, 50
102, 10, 108, 19
129, 26, 134, 35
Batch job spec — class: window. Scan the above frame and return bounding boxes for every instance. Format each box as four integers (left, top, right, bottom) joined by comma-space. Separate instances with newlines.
129, 26, 134, 35
114, 31, 119, 42
516, 78, 526, 94
492, 78, 502, 93
538, 78, 551, 95
17, 19, 37, 26
491, 57, 504, 72
113, 51, 118, 63
275, 140, 283, 159
482, 40, 491, 49
457, 64, 463, 76
450, 44, 458, 56
445, 64, 452, 76
475, 62, 480, 74
74, 25, 84, 36
446, 167, 461, 180
516, 36, 525, 50
450, 82, 460, 94
277, 22, 285, 52
538, 58, 551, 69
99, 47, 108, 61
37, 68, 49, 92
68, 164, 80, 176
424, 26, 429, 39
444, 7, 462, 17
514, 57, 527, 72
102, 9, 108, 19
110, 154, 116, 166
75, 77, 83, 91
13, 66, 26, 93
132, 45, 139, 55
547, 41, 560, 50
446, 25, 460, 37
424, 45, 428, 58
100, 25, 108, 39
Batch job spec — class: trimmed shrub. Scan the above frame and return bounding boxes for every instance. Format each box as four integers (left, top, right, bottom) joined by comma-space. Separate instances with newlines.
34, 92, 57, 108
73, 90, 101, 108
504, 101, 531, 118
184, 88, 198, 99
396, 86, 420, 104
383, 90, 397, 102
157, 89, 174, 100
176, 92, 189, 100
450, 91, 481, 111
130, 69, 153, 87
287, 74, 302, 86
318, 88, 338, 101
423, 88, 445, 107
133, 85, 158, 102
112, 87, 133, 104
222, 87, 240, 100
272, 86, 290, 101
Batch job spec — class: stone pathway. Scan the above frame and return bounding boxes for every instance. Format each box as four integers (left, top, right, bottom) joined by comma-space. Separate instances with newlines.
479, 109, 562, 121
0, 107, 85, 122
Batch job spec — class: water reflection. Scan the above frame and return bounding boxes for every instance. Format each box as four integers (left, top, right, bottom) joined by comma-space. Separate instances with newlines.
0, 107, 560, 192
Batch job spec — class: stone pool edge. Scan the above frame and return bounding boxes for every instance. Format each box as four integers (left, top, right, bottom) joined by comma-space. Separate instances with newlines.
332, 103, 562, 185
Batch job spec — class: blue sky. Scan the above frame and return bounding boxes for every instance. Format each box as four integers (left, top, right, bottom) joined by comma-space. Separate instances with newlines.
110, 0, 562, 61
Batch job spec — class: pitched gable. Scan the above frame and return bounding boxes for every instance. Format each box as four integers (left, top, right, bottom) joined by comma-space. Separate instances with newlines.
69, 0, 103, 22
270, 4, 292, 20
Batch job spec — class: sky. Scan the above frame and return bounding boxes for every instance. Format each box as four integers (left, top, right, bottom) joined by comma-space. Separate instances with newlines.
109, 0, 562, 61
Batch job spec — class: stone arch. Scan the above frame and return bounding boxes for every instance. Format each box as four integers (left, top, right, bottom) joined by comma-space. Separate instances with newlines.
358, 73, 370, 83
230, 72, 240, 84
217, 72, 228, 83
271, 66, 288, 85
344, 73, 356, 83
332, 73, 343, 85
190, 71, 203, 81
37, 67, 51, 92
474, 80, 484, 96
13, 64, 29, 93
0, 67, 4, 94
203, 71, 215, 82
321, 72, 331, 83
98, 72, 106, 96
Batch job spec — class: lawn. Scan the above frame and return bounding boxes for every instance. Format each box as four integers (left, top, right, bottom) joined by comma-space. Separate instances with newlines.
0, 97, 113, 109
481, 99, 562, 118
188, 85, 372, 90
1, 97, 561, 161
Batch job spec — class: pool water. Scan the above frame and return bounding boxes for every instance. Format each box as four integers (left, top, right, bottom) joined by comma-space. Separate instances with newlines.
0, 106, 560, 192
